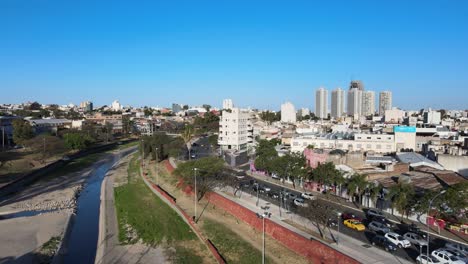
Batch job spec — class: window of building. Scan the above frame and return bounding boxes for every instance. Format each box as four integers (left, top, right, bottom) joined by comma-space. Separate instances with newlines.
386, 145, 391, 150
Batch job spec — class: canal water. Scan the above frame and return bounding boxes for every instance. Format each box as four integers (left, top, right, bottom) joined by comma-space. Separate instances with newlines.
62, 148, 135, 264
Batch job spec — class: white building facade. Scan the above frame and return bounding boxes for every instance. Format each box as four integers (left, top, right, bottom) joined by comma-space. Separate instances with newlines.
222, 99, 234, 110
379, 91, 392, 116
362, 91, 375, 116
315, 87, 328, 119
331, 88, 345, 119
347, 88, 362, 118
218, 108, 253, 151
281, 102, 297, 123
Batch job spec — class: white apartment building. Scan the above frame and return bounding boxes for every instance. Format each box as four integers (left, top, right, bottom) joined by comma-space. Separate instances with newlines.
385, 108, 405, 123
281, 102, 297, 123
347, 88, 362, 117
315, 87, 328, 119
424, 109, 441, 124
218, 108, 253, 151
291, 126, 416, 154
362, 91, 375, 116
331, 88, 345, 119
223, 99, 234, 110
379, 91, 392, 115
111, 100, 122, 111
299, 108, 310, 117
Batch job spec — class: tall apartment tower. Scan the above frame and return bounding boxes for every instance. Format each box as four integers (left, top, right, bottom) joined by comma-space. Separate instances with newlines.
347, 88, 362, 117
281, 102, 297, 123
222, 99, 234, 110
315, 87, 328, 119
379, 91, 392, 115
218, 107, 252, 151
331, 88, 345, 118
362, 91, 376, 116
349, 80, 364, 91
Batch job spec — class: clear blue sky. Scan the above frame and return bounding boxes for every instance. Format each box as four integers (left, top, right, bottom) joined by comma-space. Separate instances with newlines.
1, 0, 467, 110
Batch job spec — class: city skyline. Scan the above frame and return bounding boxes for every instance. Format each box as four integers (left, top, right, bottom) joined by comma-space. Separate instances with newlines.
1, 1, 467, 109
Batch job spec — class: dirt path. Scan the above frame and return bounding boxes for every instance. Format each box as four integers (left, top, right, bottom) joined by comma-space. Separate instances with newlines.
147, 160, 310, 264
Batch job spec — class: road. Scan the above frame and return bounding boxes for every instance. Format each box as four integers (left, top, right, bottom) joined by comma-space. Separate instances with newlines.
236, 174, 451, 263
189, 136, 213, 159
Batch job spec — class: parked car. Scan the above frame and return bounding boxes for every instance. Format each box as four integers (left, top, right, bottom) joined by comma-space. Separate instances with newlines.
366, 209, 384, 219
327, 218, 338, 227
372, 216, 395, 228
343, 219, 366, 231
268, 192, 279, 199
262, 185, 271, 192
407, 223, 428, 239
368, 221, 391, 234
301, 192, 316, 200
293, 198, 308, 207
288, 193, 298, 200
271, 174, 281, 180
416, 254, 443, 264
61, 155, 71, 161
384, 232, 411, 248
403, 232, 428, 247
440, 248, 468, 263
371, 235, 397, 252
446, 242, 468, 256
341, 212, 363, 222
431, 249, 465, 264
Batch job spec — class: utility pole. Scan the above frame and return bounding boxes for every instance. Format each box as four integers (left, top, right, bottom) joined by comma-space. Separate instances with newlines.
2, 126, 4, 150
194, 168, 198, 222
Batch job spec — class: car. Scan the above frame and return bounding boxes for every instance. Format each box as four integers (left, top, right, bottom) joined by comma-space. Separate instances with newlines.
343, 219, 366, 231
341, 212, 363, 222
301, 192, 316, 200
440, 248, 468, 263
446, 242, 468, 256
327, 218, 338, 227
384, 232, 411, 248
293, 198, 308, 207
416, 254, 443, 264
372, 216, 395, 228
262, 185, 271, 192
191, 153, 197, 159
368, 221, 391, 234
271, 174, 281, 180
288, 193, 298, 200
407, 223, 428, 239
366, 209, 384, 219
268, 192, 280, 199
371, 235, 397, 252
61, 155, 71, 161
431, 249, 465, 264
403, 232, 428, 247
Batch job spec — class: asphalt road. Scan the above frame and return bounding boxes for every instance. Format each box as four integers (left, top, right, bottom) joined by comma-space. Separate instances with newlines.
236, 175, 450, 263
189, 136, 213, 159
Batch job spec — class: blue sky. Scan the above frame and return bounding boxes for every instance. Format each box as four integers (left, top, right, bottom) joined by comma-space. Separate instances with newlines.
1, 0, 467, 110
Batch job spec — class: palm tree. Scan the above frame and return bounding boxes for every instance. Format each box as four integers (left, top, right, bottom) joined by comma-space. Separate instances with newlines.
388, 183, 415, 220
181, 125, 194, 160
346, 173, 368, 207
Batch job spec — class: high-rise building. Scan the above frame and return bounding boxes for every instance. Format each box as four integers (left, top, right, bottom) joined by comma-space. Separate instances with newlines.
331, 88, 345, 118
315, 87, 328, 119
111, 100, 122, 111
218, 107, 252, 151
281, 102, 296, 123
349, 80, 364, 91
172, 103, 183, 113
299, 108, 310, 117
347, 88, 362, 117
222, 99, 234, 110
379, 91, 392, 115
80, 101, 93, 112
423, 109, 441, 124
362, 91, 375, 116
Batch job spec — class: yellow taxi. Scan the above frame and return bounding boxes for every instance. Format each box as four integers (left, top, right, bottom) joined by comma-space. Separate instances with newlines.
343, 219, 366, 231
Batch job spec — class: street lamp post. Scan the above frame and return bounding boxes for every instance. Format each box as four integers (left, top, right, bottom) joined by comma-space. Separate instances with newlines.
337, 212, 342, 245
426, 190, 446, 257
193, 168, 198, 223
256, 185, 259, 207
256, 212, 269, 264
155, 147, 159, 185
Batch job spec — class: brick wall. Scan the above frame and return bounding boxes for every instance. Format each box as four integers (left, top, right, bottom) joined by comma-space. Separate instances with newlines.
206, 192, 359, 264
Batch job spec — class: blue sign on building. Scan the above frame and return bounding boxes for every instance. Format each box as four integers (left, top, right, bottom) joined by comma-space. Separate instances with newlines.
394, 126, 416, 133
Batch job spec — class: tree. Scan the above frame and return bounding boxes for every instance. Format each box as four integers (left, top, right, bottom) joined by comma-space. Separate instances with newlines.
63, 132, 94, 150
208, 134, 218, 148
270, 153, 307, 188
173, 157, 226, 201
259, 111, 281, 124
181, 125, 194, 160
307, 162, 343, 187
388, 183, 415, 219
25, 134, 66, 163
141, 133, 185, 161
300, 198, 337, 239
122, 115, 134, 136
254, 139, 278, 172
12, 119, 34, 145
202, 104, 211, 112
28, 102, 42, 110
143, 106, 153, 117
345, 173, 368, 206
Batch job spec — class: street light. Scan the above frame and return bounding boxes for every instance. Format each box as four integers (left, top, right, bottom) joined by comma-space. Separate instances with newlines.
155, 147, 159, 185
256, 212, 271, 264
193, 168, 198, 223
426, 189, 446, 257
337, 212, 342, 245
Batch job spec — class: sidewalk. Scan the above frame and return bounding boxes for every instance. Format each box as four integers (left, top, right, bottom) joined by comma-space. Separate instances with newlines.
247, 171, 468, 246
216, 186, 413, 264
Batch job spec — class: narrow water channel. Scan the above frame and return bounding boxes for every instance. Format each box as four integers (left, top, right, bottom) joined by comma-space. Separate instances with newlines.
61, 148, 135, 264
